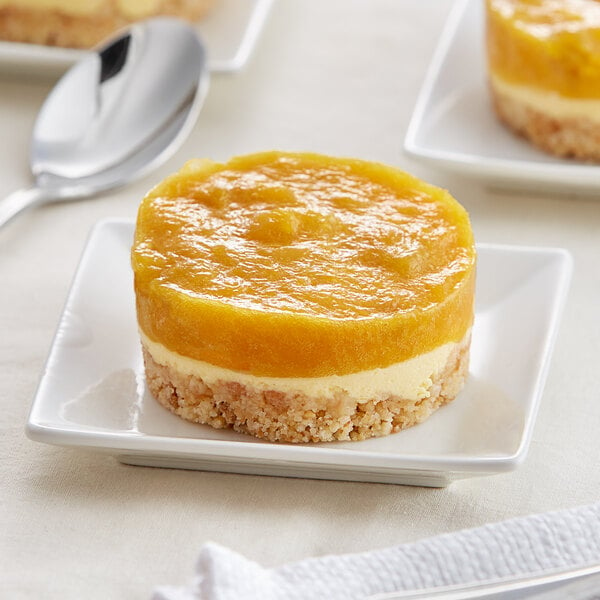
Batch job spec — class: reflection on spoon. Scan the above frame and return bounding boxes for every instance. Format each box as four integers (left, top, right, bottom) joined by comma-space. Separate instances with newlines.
0, 17, 209, 228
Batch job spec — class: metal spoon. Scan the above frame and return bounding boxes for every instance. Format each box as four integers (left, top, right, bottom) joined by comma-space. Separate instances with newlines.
0, 17, 208, 228
368, 561, 600, 600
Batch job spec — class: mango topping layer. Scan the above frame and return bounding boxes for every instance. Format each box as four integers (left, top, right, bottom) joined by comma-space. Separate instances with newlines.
132, 152, 475, 377
487, 0, 600, 98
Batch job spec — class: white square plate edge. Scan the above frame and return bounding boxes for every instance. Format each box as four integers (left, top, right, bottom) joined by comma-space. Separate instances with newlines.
25, 219, 572, 486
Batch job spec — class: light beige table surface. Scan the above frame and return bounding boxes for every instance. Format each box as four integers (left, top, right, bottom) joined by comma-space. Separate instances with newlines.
1, 1, 599, 598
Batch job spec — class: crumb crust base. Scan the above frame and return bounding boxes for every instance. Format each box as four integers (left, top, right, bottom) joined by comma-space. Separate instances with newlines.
490, 82, 600, 162
142, 334, 471, 443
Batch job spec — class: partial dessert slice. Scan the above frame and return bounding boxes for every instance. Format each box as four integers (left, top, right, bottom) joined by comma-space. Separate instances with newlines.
0, 0, 214, 48
131, 151, 476, 442
486, 0, 600, 161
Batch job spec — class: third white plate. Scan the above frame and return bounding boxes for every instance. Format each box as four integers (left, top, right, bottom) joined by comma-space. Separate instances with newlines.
0, 0, 273, 77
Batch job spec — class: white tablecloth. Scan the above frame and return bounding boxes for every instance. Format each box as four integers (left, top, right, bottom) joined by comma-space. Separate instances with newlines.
1, 1, 599, 598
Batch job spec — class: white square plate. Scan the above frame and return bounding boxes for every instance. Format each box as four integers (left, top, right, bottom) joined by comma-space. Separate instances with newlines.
27, 220, 572, 487
0, 0, 273, 77
404, 0, 600, 194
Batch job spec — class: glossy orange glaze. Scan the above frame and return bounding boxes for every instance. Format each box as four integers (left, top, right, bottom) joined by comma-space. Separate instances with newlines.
132, 152, 476, 377
487, 0, 600, 98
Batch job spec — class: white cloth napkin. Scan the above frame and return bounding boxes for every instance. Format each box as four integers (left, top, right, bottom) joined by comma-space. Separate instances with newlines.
152, 501, 600, 600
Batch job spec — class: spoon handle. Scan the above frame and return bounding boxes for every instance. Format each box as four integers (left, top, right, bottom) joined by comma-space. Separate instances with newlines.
0, 187, 53, 229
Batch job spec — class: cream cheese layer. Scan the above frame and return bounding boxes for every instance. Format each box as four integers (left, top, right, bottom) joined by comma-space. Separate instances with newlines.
140, 330, 458, 403
491, 73, 600, 121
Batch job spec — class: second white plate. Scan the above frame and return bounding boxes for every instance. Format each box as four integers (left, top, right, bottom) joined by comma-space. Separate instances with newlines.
404, 0, 600, 194
26, 220, 572, 487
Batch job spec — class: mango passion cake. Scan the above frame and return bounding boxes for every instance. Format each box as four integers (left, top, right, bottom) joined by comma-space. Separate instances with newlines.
131, 152, 476, 443
486, 0, 600, 161
0, 0, 214, 48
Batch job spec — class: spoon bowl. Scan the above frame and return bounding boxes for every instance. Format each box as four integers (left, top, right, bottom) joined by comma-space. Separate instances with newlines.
1, 17, 208, 228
